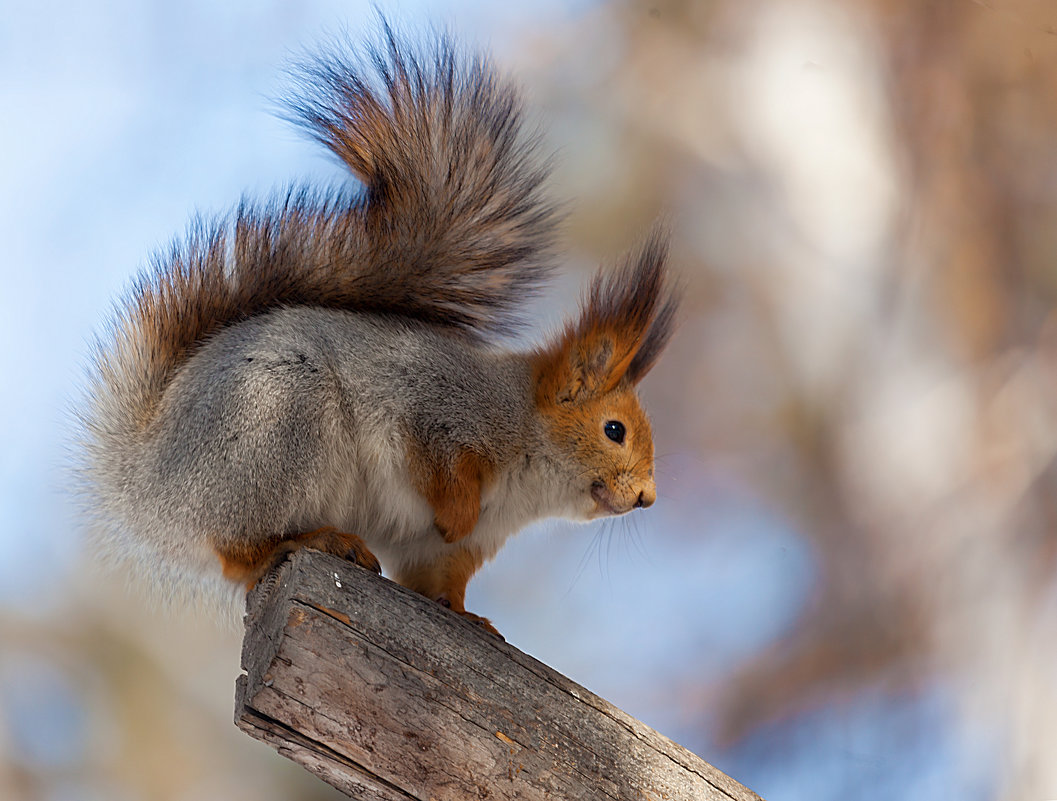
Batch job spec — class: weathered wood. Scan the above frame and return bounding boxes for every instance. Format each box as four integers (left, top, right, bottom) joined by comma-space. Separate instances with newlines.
236, 548, 763, 801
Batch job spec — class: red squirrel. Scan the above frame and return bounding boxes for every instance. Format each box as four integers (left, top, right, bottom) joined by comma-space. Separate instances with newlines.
76, 23, 677, 636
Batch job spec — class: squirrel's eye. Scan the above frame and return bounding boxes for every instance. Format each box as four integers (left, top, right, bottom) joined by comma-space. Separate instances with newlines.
603, 420, 626, 444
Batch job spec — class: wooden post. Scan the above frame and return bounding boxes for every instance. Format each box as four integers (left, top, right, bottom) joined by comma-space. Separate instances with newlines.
235, 548, 764, 801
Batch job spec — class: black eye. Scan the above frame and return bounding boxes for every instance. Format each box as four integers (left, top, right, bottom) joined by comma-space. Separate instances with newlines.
603, 420, 626, 444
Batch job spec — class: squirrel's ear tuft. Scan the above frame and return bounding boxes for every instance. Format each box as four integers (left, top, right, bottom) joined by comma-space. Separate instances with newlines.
622, 232, 679, 384
534, 226, 679, 404
597, 227, 678, 386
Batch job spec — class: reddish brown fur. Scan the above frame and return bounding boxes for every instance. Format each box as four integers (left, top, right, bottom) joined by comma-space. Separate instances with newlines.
534, 228, 677, 406
214, 527, 380, 590
533, 377, 657, 514
411, 447, 495, 544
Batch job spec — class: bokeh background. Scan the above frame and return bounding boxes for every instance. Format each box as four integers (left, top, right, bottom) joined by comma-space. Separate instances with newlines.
3, 0, 1056, 798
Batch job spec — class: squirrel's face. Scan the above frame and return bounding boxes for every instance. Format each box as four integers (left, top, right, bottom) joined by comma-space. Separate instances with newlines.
539, 385, 657, 519
532, 230, 676, 521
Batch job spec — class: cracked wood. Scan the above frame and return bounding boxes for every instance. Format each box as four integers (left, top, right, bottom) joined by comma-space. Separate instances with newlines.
235, 548, 764, 801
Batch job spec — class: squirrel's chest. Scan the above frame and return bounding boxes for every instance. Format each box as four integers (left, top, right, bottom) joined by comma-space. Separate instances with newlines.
318, 448, 539, 574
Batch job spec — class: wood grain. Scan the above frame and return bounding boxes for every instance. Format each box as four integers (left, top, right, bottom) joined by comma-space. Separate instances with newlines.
236, 548, 763, 801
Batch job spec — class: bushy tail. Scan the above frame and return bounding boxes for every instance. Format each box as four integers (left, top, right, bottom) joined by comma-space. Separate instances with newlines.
84, 23, 558, 445
285, 20, 558, 328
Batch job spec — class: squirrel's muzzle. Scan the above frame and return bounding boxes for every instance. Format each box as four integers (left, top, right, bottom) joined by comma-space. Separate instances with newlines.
591, 478, 656, 516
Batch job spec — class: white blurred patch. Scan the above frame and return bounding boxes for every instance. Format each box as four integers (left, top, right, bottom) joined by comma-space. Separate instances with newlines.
844, 357, 976, 516
729, 1, 899, 393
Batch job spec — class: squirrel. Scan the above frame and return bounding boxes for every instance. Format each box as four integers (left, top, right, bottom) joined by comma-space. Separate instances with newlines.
76, 23, 677, 637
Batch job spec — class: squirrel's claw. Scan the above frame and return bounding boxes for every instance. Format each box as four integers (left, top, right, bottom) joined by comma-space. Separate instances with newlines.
460, 611, 504, 640
435, 597, 504, 639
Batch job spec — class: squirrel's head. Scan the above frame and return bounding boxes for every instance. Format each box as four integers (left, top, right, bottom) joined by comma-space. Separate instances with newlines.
532, 229, 678, 520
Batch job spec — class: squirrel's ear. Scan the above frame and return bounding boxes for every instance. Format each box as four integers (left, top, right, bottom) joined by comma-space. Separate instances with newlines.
552, 333, 623, 404
534, 228, 678, 404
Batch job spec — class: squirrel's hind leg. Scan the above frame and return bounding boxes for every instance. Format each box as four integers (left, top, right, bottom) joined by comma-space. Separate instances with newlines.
214, 527, 381, 590
393, 547, 503, 639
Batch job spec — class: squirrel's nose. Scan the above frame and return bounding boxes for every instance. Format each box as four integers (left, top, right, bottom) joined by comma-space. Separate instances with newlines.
634, 486, 656, 509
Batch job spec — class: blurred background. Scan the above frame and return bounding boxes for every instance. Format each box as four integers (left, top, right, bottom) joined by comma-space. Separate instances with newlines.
3, 0, 1056, 798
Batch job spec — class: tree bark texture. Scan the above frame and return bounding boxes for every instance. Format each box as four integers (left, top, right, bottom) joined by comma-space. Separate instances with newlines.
235, 548, 763, 801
